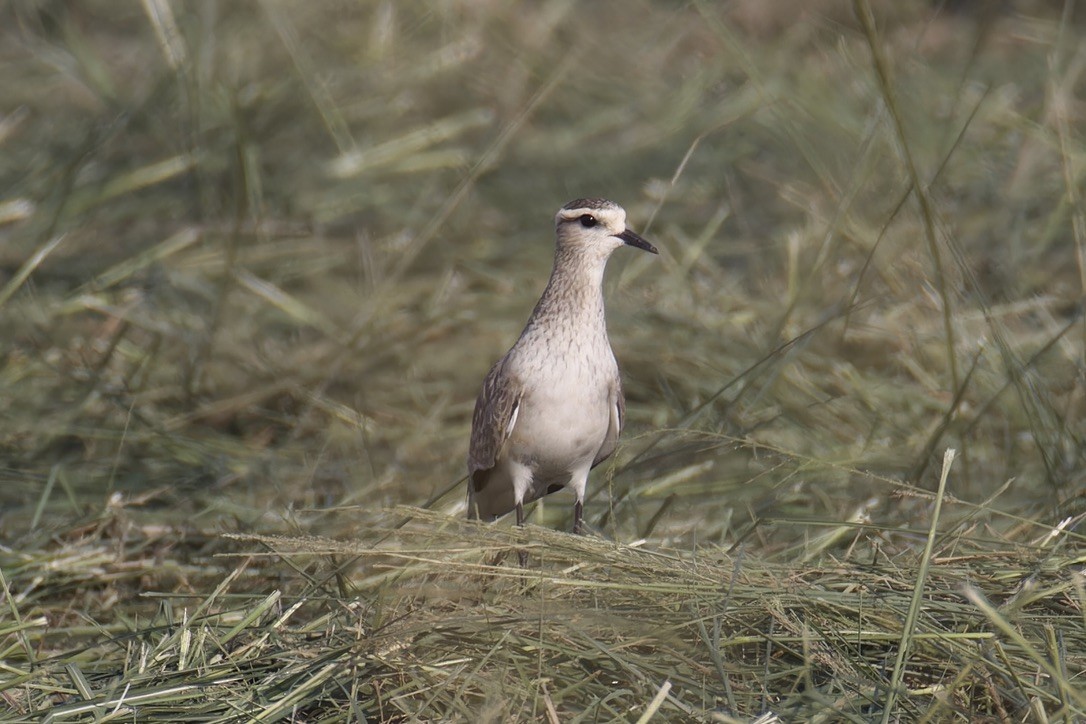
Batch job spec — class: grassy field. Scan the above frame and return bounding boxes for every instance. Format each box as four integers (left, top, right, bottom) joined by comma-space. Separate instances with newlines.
2, 0, 1085, 720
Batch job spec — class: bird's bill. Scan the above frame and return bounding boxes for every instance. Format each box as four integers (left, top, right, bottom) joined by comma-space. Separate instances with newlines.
617, 228, 658, 254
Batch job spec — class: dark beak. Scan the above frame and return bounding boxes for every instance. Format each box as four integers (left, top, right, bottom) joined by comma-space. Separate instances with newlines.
617, 228, 658, 254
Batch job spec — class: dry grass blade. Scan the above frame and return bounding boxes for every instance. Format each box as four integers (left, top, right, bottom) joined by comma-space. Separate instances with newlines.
634, 679, 672, 724
235, 269, 341, 338
87, 156, 197, 211
0, 197, 35, 226
328, 109, 493, 178
73, 227, 200, 297
139, 0, 187, 70
0, 235, 65, 309
963, 586, 1086, 711
882, 448, 955, 722
852, 0, 959, 393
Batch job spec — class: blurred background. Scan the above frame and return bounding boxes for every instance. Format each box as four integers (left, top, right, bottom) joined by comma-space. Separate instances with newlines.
1, 0, 1083, 548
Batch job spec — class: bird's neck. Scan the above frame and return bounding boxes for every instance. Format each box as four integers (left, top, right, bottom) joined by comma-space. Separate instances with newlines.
525, 246, 609, 335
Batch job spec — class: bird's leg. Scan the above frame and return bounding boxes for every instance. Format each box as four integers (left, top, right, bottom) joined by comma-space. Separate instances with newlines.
573, 499, 583, 535
516, 501, 528, 567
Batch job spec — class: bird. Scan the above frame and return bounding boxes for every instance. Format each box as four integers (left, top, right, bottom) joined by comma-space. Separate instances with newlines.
466, 198, 657, 541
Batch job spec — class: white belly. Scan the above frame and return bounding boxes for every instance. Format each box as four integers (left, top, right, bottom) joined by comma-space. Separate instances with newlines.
504, 346, 616, 499
509, 384, 610, 475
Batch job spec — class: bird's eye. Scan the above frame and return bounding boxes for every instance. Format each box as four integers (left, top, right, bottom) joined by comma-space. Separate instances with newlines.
579, 214, 598, 228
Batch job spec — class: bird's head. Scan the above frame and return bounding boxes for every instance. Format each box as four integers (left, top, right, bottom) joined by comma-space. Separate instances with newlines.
554, 198, 658, 258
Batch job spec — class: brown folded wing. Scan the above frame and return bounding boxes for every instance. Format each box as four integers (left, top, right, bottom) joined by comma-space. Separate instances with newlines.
592, 376, 624, 469
467, 357, 522, 517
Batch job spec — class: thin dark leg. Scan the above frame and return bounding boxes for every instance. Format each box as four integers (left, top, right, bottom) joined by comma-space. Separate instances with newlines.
516, 501, 528, 567
573, 499, 583, 535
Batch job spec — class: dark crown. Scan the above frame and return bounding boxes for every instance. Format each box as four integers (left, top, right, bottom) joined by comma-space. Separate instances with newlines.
561, 198, 617, 213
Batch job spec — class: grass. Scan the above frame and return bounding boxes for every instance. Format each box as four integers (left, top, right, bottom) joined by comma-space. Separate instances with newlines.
1, 0, 1085, 720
